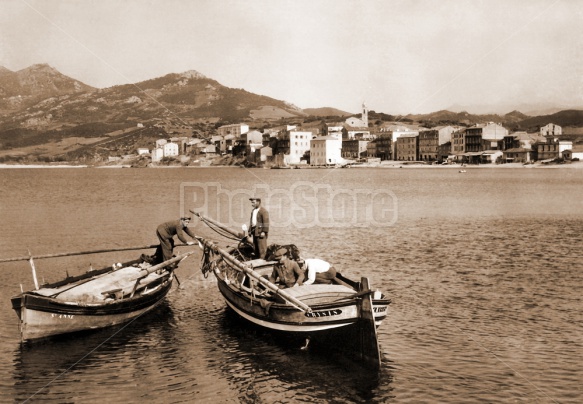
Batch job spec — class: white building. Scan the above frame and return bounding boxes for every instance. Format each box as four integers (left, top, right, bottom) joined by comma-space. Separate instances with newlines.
137, 148, 150, 155
152, 148, 164, 162
163, 142, 179, 157
433, 125, 458, 145
285, 130, 313, 164
310, 136, 342, 166
541, 123, 562, 137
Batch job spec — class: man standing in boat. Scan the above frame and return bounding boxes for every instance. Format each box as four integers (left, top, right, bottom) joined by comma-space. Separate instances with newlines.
151, 217, 196, 264
249, 197, 269, 259
268, 248, 304, 288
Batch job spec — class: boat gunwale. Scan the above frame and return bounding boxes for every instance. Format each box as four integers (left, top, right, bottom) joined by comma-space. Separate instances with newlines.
11, 278, 174, 316
216, 277, 388, 329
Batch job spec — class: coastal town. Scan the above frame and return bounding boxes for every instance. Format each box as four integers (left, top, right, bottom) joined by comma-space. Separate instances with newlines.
124, 103, 582, 168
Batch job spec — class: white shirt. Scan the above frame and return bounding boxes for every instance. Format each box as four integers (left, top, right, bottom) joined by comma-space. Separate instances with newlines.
251, 208, 259, 227
303, 258, 331, 285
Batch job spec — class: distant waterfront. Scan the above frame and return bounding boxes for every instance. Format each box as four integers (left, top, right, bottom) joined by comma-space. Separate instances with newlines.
1, 160, 582, 169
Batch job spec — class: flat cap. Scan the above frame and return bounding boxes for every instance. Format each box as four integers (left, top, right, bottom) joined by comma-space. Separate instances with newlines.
273, 248, 287, 259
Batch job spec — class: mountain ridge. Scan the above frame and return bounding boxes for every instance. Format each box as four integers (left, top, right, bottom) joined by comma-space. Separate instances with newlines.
1, 64, 582, 162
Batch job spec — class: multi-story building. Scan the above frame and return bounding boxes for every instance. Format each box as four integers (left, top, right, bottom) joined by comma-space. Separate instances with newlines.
395, 134, 419, 161
466, 123, 508, 149
278, 130, 313, 164
216, 123, 249, 137
366, 139, 378, 160
163, 142, 179, 157
368, 134, 392, 160
540, 123, 562, 137
418, 126, 456, 162
452, 123, 508, 163
341, 140, 368, 160
532, 136, 573, 161
384, 127, 419, 160
310, 136, 342, 166
451, 130, 465, 154
418, 130, 439, 162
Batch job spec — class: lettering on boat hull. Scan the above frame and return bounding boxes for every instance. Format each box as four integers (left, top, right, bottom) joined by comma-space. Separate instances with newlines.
305, 309, 342, 318
51, 313, 75, 319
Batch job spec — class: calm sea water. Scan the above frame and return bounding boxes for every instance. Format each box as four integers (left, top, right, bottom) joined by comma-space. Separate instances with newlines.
0, 166, 582, 403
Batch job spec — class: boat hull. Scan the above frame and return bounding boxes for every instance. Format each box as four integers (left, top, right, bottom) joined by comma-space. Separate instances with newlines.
189, 215, 392, 370
11, 262, 175, 342
216, 274, 389, 334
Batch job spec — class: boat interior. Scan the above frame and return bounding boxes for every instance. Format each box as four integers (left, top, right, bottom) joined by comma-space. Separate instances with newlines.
220, 258, 360, 305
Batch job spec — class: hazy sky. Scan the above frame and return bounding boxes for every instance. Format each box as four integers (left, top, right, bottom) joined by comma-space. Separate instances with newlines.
1, 0, 582, 114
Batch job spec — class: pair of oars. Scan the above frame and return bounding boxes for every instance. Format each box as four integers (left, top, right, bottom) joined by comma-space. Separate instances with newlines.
0, 243, 191, 263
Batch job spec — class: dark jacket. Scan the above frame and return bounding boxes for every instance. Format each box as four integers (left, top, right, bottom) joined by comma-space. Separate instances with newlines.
249, 206, 269, 236
156, 220, 195, 244
270, 257, 304, 288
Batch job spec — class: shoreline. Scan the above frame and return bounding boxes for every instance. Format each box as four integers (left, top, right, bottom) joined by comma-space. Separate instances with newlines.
0, 164, 89, 169
1, 161, 581, 169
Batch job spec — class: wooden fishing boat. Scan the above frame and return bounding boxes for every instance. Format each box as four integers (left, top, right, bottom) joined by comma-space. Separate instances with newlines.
7, 247, 195, 342
192, 212, 391, 370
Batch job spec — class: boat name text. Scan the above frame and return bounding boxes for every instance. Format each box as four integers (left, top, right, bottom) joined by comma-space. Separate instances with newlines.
51, 314, 75, 319
305, 309, 342, 318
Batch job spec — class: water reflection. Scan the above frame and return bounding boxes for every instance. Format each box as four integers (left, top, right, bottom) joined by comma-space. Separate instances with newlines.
204, 308, 393, 403
12, 302, 175, 402
2, 168, 582, 402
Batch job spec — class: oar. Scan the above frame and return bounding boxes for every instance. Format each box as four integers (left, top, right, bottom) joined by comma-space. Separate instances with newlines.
0, 243, 190, 263
190, 210, 248, 240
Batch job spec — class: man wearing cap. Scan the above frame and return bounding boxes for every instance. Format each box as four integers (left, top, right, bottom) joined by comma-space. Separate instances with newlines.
249, 197, 269, 259
151, 217, 196, 264
268, 248, 304, 288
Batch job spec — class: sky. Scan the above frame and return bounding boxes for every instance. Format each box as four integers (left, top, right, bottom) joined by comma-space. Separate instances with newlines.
1, 0, 582, 115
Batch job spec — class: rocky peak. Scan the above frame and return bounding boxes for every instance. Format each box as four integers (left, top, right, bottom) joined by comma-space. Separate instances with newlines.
19, 63, 60, 75
180, 70, 207, 79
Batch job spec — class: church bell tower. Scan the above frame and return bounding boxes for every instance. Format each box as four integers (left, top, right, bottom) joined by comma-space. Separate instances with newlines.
362, 102, 368, 127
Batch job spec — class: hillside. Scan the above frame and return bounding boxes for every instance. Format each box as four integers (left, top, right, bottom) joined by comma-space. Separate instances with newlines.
0, 64, 94, 114
303, 107, 352, 117
1, 64, 583, 163
0, 67, 306, 132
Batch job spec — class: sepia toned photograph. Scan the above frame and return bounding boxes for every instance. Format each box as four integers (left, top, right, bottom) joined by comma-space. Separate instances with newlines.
0, 0, 581, 402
